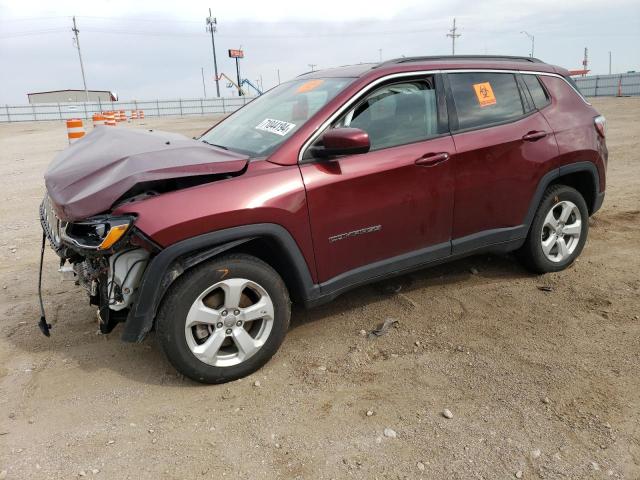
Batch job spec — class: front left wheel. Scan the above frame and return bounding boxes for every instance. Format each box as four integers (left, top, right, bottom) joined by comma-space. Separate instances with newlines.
156, 253, 291, 384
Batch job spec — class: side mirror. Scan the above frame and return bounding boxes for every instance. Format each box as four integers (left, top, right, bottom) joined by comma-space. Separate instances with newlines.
315, 128, 370, 158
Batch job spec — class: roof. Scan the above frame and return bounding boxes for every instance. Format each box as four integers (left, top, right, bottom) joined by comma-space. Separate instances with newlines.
299, 55, 564, 79
27, 89, 117, 100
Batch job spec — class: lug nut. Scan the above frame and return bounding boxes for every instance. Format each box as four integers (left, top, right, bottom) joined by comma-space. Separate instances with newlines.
234, 309, 240, 315
216, 322, 223, 328
225, 328, 232, 335
221, 310, 228, 316
236, 321, 242, 327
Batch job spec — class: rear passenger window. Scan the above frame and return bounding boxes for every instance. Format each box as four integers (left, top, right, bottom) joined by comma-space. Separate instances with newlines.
449, 73, 525, 130
522, 74, 551, 109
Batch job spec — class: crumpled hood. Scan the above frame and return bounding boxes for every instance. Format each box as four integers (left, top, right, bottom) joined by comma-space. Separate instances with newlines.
45, 127, 249, 221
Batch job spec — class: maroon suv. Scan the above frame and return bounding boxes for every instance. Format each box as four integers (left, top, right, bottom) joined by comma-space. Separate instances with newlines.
40, 55, 607, 383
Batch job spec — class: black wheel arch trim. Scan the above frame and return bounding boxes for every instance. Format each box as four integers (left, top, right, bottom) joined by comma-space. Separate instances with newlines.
121, 223, 318, 343
524, 161, 602, 230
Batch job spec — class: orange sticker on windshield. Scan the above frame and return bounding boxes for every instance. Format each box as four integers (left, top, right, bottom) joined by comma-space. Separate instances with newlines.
297, 79, 324, 93
473, 82, 496, 107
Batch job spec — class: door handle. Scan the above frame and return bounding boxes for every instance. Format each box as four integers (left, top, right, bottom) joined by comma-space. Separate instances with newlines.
522, 131, 547, 141
415, 152, 450, 167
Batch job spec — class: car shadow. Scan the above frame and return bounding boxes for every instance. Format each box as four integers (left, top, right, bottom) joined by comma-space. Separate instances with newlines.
289, 251, 534, 331
6, 251, 535, 388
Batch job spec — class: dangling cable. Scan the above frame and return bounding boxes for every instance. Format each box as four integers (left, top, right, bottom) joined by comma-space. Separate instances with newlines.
37, 231, 51, 336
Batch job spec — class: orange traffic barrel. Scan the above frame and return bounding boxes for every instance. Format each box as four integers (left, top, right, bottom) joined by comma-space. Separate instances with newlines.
104, 111, 116, 126
92, 113, 106, 127
131, 110, 139, 120
66, 119, 85, 143
118, 110, 126, 122
139, 110, 145, 119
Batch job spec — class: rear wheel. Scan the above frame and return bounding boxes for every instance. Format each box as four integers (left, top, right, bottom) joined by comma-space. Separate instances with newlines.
518, 185, 589, 273
157, 254, 290, 384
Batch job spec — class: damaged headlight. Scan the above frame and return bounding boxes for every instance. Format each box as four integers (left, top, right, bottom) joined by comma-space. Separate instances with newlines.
62, 216, 134, 251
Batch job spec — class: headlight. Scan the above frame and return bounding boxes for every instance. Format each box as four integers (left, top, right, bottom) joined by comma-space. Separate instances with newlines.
62, 216, 134, 251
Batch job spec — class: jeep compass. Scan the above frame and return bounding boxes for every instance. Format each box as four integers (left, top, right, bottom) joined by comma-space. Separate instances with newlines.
39, 55, 607, 383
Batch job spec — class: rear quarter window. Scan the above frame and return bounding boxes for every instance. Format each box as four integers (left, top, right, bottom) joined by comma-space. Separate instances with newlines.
449, 72, 525, 130
522, 74, 551, 109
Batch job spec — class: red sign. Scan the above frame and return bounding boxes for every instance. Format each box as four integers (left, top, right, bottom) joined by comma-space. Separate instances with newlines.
228, 49, 244, 58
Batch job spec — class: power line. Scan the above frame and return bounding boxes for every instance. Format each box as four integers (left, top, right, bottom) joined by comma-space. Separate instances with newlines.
0, 29, 68, 39
446, 17, 461, 55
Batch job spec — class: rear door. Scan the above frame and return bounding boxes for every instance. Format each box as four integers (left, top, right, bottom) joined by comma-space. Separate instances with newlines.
445, 71, 559, 253
300, 75, 455, 283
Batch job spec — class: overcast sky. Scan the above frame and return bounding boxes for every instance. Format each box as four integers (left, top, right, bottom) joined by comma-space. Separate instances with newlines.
1, 0, 638, 103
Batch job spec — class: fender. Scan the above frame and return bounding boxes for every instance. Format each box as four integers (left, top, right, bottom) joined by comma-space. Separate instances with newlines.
121, 223, 319, 343
523, 160, 602, 230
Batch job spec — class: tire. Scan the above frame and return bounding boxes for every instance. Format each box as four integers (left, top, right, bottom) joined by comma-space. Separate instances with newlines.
518, 184, 589, 274
156, 253, 291, 384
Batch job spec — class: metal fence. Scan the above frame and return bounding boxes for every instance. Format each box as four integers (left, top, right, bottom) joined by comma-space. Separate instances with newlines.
0, 96, 256, 123
574, 72, 640, 97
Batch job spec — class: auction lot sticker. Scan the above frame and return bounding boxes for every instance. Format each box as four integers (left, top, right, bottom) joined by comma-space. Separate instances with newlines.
255, 118, 296, 136
473, 82, 497, 107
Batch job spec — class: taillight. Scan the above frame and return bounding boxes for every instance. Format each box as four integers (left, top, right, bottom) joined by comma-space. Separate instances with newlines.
594, 115, 606, 138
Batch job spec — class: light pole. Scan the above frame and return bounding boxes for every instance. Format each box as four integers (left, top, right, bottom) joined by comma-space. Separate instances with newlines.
521, 31, 534, 58
308, 64, 317, 72
201, 67, 207, 98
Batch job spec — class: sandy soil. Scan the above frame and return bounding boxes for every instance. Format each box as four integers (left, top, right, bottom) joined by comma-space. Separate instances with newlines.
0, 99, 638, 479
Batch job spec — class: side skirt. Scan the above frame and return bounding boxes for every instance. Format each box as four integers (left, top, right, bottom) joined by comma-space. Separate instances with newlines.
304, 228, 525, 308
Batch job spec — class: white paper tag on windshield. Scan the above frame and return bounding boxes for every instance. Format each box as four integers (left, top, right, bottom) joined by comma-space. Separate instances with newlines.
255, 118, 296, 136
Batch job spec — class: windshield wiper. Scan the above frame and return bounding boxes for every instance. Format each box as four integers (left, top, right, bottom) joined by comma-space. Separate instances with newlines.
201, 140, 229, 150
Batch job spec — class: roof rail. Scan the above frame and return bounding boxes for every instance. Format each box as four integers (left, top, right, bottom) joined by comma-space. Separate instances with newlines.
375, 55, 545, 68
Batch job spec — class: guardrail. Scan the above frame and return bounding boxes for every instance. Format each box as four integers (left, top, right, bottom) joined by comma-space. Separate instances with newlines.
0, 96, 256, 123
574, 73, 640, 97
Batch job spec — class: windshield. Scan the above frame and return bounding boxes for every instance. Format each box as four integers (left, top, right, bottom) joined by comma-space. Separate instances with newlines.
200, 77, 352, 156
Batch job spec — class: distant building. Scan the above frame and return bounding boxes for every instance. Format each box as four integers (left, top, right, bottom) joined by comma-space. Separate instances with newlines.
27, 90, 117, 104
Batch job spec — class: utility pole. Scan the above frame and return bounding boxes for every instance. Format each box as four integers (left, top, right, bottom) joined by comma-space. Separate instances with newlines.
308, 63, 317, 72
206, 9, 220, 97
71, 16, 90, 103
609, 51, 612, 75
201, 67, 207, 98
277, 69, 281, 85
446, 18, 461, 55
521, 31, 534, 58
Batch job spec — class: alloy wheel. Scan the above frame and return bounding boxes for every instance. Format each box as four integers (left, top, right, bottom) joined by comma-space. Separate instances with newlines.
540, 200, 582, 263
184, 278, 275, 367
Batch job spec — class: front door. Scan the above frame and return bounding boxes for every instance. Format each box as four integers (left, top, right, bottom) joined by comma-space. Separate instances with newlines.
300, 77, 455, 283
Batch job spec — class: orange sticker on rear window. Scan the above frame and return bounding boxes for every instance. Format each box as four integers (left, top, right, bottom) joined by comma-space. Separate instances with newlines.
296, 79, 324, 93
473, 82, 497, 107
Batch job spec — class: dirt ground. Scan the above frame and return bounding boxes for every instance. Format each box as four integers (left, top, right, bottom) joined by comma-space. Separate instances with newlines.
0, 99, 638, 480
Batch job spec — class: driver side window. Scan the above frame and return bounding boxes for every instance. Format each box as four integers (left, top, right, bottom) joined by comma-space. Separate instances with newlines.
335, 79, 438, 151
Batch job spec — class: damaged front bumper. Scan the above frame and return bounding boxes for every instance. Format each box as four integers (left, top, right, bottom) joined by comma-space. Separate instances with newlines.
38, 196, 153, 335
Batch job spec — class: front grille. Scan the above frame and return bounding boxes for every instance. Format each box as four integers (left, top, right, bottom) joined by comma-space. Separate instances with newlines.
39, 195, 65, 252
